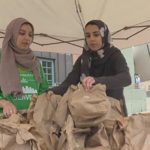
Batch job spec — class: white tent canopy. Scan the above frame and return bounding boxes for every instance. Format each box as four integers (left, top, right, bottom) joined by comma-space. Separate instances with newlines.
0, 0, 150, 54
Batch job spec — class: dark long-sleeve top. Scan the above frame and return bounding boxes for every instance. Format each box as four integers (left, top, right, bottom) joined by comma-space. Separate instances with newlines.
50, 46, 131, 100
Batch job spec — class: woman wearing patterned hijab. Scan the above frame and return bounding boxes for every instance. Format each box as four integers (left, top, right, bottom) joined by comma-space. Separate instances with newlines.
49, 20, 131, 114
0, 18, 48, 118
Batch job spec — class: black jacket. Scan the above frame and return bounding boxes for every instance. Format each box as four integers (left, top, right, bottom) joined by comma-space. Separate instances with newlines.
50, 46, 131, 101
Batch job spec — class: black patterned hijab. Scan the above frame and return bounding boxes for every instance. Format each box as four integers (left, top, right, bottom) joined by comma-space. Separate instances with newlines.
84, 20, 112, 53
80, 20, 114, 81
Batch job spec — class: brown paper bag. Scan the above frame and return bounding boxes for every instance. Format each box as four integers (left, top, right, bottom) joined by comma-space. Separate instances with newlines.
68, 84, 111, 128
121, 113, 150, 150
0, 114, 40, 150
28, 92, 61, 150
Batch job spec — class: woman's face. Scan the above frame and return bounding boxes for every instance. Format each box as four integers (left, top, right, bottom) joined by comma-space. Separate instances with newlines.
16, 23, 33, 50
85, 24, 102, 51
